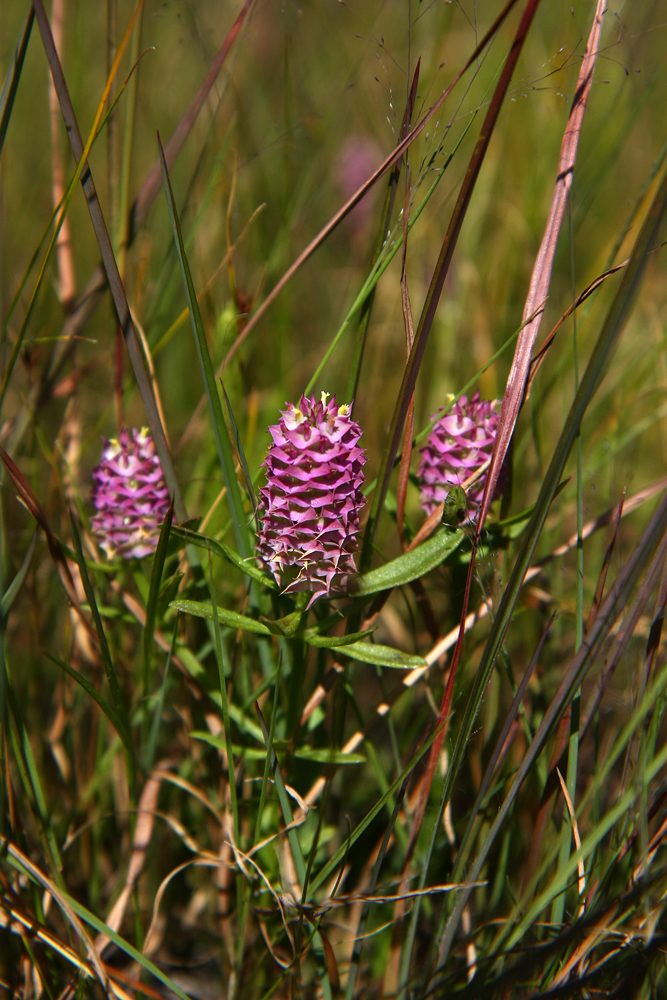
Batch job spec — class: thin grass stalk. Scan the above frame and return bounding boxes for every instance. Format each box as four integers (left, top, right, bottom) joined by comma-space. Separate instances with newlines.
29, 1, 251, 441
31, 0, 186, 521
552, 194, 586, 929
346, 61, 420, 404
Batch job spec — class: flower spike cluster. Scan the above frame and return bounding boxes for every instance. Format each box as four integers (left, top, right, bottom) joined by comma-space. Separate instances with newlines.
91, 427, 170, 559
256, 393, 366, 606
418, 392, 502, 518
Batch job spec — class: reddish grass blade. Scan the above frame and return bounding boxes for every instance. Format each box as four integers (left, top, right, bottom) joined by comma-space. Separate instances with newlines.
405, 0, 605, 859
31, 0, 186, 520
478, 0, 606, 535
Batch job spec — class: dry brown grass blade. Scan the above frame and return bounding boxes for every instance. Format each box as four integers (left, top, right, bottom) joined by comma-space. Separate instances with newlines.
95, 764, 172, 953
1, 838, 110, 991
556, 767, 586, 909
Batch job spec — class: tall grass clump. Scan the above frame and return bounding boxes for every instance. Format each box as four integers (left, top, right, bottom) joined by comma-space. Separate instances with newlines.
3, 1, 667, 997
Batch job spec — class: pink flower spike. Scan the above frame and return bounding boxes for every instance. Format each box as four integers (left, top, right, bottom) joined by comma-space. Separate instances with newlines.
91, 427, 170, 559
256, 393, 366, 606
418, 392, 504, 518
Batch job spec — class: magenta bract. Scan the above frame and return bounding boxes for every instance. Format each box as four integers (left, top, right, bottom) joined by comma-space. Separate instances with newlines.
91, 427, 170, 559
256, 394, 366, 606
418, 392, 501, 517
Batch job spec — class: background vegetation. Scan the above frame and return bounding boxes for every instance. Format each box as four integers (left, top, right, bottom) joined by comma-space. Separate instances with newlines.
2, 0, 667, 996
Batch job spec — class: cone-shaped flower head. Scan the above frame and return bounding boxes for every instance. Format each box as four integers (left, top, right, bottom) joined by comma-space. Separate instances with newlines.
418, 392, 501, 517
256, 393, 366, 606
91, 427, 170, 559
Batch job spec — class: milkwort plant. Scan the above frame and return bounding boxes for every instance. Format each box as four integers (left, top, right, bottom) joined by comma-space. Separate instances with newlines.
2, 1, 667, 998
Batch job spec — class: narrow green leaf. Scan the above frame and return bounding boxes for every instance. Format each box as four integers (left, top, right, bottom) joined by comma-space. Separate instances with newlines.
143, 501, 173, 694
352, 528, 464, 596
1, 530, 36, 618
341, 642, 426, 669
158, 135, 250, 557
46, 653, 133, 762
191, 733, 364, 764
260, 610, 303, 637
1, 844, 191, 1000
294, 748, 365, 764
305, 628, 376, 649
170, 524, 277, 589
69, 513, 126, 719
222, 380, 257, 517
170, 597, 272, 635
0, 7, 34, 155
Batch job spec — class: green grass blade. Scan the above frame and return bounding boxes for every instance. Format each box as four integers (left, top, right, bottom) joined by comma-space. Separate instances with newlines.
143, 501, 174, 696
0, 7, 34, 156
158, 135, 250, 557
1, 841, 191, 1000
46, 653, 133, 762
222, 381, 257, 519
1, 530, 36, 618
69, 512, 135, 786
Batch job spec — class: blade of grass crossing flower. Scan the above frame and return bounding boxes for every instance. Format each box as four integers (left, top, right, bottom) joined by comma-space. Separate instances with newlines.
0, 6, 34, 155
143, 501, 174, 696
31, 0, 185, 522
360, 0, 542, 575
444, 160, 667, 878
158, 136, 249, 558
403, 10, 606, 882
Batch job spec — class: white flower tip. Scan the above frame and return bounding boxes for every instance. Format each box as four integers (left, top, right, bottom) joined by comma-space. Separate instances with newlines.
321, 391, 330, 407
283, 404, 305, 430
